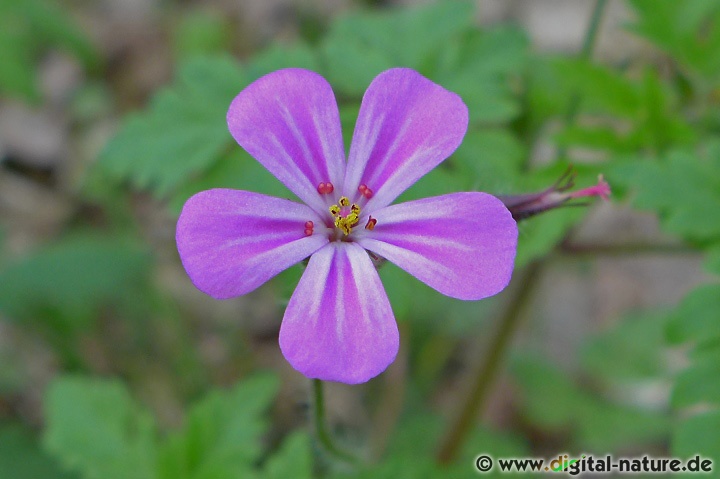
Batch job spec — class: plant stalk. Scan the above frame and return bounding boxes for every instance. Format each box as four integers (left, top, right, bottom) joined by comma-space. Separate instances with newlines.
436, 261, 543, 464
311, 379, 359, 465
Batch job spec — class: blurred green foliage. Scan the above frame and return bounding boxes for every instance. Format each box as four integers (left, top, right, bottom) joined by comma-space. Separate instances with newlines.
2, 0, 720, 477
42, 373, 315, 479
0, 0, 98, 102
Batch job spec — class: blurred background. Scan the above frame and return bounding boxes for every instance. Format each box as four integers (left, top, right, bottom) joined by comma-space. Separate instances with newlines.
1, 0, 720, 477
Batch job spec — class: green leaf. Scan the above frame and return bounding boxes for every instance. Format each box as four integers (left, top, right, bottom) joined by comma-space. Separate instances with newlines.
514, 207, 584, 268
0, 234, 151, 329
554, 125, 639, 154
705, 244, 720, 275
0, 26, 37, 100
333, 415, 529, 479
396, 161, 467, 204
44, 376, 157, 479
672, 410, 720, 462
434, 26, 528, 123
541, 61, 693, 155
451, 128, 526, 192
628, 0, 720, 81
581, 312, 668, 380
158, 374, 279, 479
633, 68, 696, 152
673, 357, 720, 408
262, 432, 312, 479
512, 355, 670, 451
576, 401, 670, 452
102, 45, 319, 204
544, 57, 641, 117
666, 284, 720, 345
99, 56, 248, 197
611, 147, 720, 245
512, 356, 585, 428
168, 150, 294, 214
0, 422, 78, 479
321, 1, 474, 96
378, 263, 415, 321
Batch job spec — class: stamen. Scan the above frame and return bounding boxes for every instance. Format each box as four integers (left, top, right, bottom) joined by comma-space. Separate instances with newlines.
328, 198, 362, 236
304, 220, 314, 236
364, 216, 377, 230
317, 182, 334, 195
358, 184, 374, 199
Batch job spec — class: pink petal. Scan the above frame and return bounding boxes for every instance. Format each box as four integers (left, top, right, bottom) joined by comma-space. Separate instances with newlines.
176, 189, 328, 299
227, 69, 346, 215
356, 193, 517, 300
279, 243, 399, 384
343, 68, 468, 211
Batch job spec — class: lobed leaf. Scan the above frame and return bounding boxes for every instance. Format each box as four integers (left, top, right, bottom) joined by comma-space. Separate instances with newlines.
628, 0, 720, 81
611, 147, 720, 245
666, 284, 720, 346
44, 376, 157, 479
157, 374, 279, 479
0, 234, 151, 330
262, 432, 312, 479
321, 0, 474, 96
99, 56, 247, 198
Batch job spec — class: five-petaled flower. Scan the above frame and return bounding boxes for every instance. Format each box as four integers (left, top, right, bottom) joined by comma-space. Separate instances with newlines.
176, 68, 518, 384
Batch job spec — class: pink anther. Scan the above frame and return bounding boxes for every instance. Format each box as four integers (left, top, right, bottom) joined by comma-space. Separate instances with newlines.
358, 184, 373, 199
317, 182, 334, 195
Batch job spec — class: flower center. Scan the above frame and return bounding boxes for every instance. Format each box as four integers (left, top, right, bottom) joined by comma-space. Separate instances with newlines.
315, 182, 378, 239
329, 196, 360, 236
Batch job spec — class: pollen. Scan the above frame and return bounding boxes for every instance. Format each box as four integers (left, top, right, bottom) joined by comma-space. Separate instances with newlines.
364, 216, 377, 230
329, 198, 361, 236
304, 220, 314, 236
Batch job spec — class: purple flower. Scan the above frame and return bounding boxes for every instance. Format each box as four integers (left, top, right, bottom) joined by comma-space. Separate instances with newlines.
176, 68, 518, 384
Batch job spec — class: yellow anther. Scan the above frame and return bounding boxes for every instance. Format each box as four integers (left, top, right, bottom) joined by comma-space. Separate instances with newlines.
328, 199, 361, 236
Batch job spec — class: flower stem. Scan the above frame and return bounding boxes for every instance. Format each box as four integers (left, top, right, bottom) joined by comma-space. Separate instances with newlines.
436, 261, 543, 464
311, 379, 359, 465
